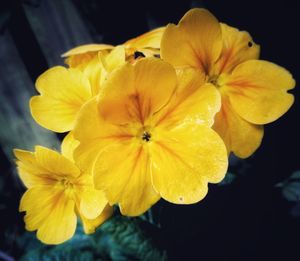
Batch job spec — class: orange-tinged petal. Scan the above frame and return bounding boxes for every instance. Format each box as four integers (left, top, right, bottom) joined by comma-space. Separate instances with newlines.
61, 132, 80, 162
225, 60, 295, 124
35, 146, 80, 178
31, 66, 92, 132
161, 8, 222, 73
213, 96, 264, 158
153, 68, 221, 128
213, 23, 260, 75
124, 27, 165, 50
97, 63, 135, 124
133, 58, 177, 122
151, 123, 228, 204
64, 53, 96, 69
93, 142, 160, 216
63, 44, 113, 69
20, 186, 77, 244
62, 44, 114, 57
37, 193, 77, 244
99, 58, 177, 125
79, 187, 107, 220
80, 204, 113, 234
20, 186, 62, 230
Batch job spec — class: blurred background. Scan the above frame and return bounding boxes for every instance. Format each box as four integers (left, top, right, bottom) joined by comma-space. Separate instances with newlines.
0, 0, 299, 260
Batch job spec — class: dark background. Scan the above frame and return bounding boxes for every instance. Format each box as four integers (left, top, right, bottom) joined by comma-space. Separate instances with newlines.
0, 0, 299, 260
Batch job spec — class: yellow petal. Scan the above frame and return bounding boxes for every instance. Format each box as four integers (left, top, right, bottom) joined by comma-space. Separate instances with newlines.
30, 66, 92, 132
73, 98, 102, 142
225, 60, 295, 124
99, 58, 177, 125
37, 193, 77, 244
14, 149, 51, 188
100, 45, 126, 73
124, 27, 165, 50
161, 8, 222, 73
79, 187, 108, 220
20, 186, 77, 244
151, 123, 228, 204
61, 132, 80, 162
213, 23, 260, 74
35, 146, 80, 178
97, 63, 135, 124
20, 187, 61, 230
73, 98, 132, 171
80, 204, 113, 234
82, 55, 105, 96
62, 44, 114, 57
153, 68, 221, 128
93, 142, 160, 216
213, 96, 264, 158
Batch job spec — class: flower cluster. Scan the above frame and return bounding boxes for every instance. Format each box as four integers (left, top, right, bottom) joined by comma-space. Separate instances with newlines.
14, 8, 295, 244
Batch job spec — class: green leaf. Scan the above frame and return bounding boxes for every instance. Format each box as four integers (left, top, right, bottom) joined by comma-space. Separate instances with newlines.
282, 182, 300, 202
277, 171, 300, 202
290, 171, 300, 180
100, 215, 166, 261
218, 172, 236, 186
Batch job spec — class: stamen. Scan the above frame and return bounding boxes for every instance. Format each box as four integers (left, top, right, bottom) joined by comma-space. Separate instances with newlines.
60, 178, 73, 189
142, 131, 151, 142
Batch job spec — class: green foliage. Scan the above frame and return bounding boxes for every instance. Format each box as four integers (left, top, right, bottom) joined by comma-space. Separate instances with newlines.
277, 171, 300, 202
101, 215, 166, 261
17, 215, 166, 261
218, 172, 236, 186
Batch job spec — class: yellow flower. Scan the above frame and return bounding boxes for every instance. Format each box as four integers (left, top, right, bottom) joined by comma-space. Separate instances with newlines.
14, 133, 112, 244
161, 8, 295, 158
62, 44, 114, 69
30, 46, 126, 133
30, 27, 164, 133
73, 58, 228, 216
62, 27, 165, 67
123, 27, 165, 60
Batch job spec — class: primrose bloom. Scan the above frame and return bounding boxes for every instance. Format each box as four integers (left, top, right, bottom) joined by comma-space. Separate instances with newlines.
14, 134, 112, 244
73, 58, 228, 216
62, 27, 164, 68
30, 45, 126, 133
161, 8, 295, 158
30, 26, 164, 133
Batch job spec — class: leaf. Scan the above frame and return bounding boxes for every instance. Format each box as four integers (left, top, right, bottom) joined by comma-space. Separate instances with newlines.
282, 182, 300, 202
100, 215, 166, 261
218, 172, 236, 186
277, 171, 300, 202
290, 171, 300, 180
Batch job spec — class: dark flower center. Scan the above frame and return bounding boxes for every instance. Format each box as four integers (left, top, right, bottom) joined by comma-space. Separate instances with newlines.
208, 75, 220, 87
142, 131, 151, 142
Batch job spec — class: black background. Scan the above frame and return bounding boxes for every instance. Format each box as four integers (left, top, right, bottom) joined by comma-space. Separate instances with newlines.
0, 0, 299, 260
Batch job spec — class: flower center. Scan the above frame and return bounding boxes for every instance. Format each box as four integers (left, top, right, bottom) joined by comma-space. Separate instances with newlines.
142, 131, 151, 142
208, 75, 221, 87
60, 178, 74, 189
